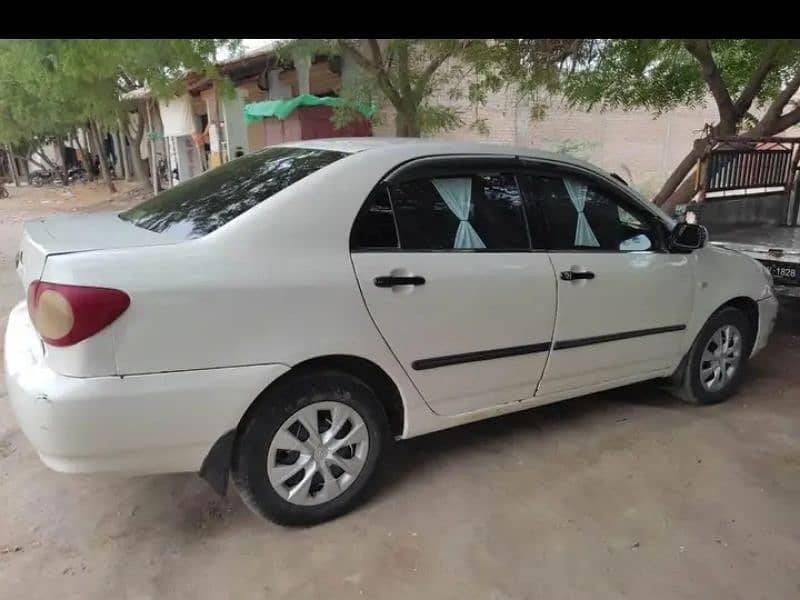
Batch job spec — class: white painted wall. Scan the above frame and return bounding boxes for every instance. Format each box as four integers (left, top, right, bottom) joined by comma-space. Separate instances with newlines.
173, 135, 202, 181
221, 89, 250, 157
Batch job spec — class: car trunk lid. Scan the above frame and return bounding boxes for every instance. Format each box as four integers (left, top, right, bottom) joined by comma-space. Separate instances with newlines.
17, 212, 180, 288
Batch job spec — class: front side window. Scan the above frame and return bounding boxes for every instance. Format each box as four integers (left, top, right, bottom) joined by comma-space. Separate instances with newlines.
523, 174, 657, 252
389, 173, 529, 251
119, 146, 348, 239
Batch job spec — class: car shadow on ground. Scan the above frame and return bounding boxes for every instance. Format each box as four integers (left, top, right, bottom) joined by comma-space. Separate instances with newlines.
374, 382, 681, 502
117, 383, 674, 537
118, 299, 800, 535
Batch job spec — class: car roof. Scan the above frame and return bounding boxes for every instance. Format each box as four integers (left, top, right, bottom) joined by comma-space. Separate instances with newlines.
274, 137, 673, 226
277, 137, 593, 171
281, 137, 588, 163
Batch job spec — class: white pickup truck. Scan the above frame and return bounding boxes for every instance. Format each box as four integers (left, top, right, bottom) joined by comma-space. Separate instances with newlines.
678, 137, 800, 298
709, 225, 800, 297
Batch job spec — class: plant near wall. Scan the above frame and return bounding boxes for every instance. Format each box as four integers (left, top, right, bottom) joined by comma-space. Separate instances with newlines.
553, 138, 598, 160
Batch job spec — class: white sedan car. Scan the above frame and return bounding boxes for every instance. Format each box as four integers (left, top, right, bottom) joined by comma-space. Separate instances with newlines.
5, 139, 778, 525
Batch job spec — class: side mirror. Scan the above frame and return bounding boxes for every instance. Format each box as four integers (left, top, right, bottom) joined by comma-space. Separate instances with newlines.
669, 222, 707, 253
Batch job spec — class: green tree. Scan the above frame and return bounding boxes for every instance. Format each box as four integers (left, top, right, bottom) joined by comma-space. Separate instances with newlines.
278, 39, 477, 137
475, 39, 800, 211
0, 39, 239, 191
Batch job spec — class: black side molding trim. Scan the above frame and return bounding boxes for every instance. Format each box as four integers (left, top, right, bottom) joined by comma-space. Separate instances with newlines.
409, 325, 686, 370
553, 325, 686, 350
412, 342, 551, 371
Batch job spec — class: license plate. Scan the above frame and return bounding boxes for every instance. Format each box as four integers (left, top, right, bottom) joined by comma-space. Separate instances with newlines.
761, 260, 799, 284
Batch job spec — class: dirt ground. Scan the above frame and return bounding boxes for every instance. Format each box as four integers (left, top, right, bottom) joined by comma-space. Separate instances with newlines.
0, 183, 799, 599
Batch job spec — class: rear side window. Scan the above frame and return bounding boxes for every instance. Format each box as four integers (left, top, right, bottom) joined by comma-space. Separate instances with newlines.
387, 173, 529, 251
119, 146, 347, 239
351, 187, 398, 249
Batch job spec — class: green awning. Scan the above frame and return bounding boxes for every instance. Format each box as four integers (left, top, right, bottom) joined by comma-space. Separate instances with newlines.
243, 94, 377, 125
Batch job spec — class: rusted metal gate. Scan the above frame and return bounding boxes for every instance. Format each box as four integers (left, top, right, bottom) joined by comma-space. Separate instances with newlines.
695, 137, 800, 224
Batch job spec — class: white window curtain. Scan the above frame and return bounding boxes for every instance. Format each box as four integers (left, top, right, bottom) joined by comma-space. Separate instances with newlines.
432, 178, 486, 249
563, 177, 600, 247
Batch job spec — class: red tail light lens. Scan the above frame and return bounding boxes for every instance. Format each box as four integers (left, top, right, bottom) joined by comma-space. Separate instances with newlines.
27, 280, 130, 347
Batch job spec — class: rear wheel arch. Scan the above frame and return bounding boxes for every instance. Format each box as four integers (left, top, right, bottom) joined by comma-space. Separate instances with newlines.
201, 354, 404, 498
238, 354, 405, 440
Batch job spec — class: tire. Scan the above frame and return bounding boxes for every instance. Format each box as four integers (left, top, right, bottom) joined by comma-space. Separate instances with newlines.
232, 370, 389, 526
671, 307, 753, 405
31, 177, 43, 188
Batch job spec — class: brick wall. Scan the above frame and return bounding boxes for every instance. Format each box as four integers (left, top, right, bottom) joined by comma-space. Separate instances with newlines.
369, 77, 800, 199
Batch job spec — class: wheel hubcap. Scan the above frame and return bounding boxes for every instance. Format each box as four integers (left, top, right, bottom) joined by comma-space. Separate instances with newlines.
267, 401, 369, 506
700, 324, 742, 392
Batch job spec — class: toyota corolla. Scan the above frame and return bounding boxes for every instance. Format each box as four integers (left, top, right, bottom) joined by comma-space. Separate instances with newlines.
5, 138, 778, 525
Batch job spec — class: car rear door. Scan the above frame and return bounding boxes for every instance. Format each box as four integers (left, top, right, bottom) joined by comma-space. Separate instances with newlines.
350, 157, 558, 416
518, 166, 694, 395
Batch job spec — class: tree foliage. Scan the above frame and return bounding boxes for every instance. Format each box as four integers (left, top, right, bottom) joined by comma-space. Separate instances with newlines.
472, 39, 800, 209
277, 39, 477, 136
0, 39, 239, 188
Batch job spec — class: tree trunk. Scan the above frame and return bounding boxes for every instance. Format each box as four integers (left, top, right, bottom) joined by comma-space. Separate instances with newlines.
126, 109, 148, 183
25, 151, 38, 180
89, 121, 116, 194
146, 100, 158, 194
4, 145, 20, 187
660, 175, 699, 215
115, 124, 127, 180
84, 124, 98, 180
17, 152, 28, 182
73, 132, 87, 172
652, 137, 713, 210
395, 110, 420, 137
97, 127, 117, 179
54, 135, 68, 184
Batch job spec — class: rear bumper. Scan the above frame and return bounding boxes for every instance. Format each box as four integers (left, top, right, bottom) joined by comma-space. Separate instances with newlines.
4, 301, 289, 475
752, 295, 779, 357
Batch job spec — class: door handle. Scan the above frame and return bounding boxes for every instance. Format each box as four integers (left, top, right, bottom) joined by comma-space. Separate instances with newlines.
560, 270, 595, 281
374, 275, 426, 288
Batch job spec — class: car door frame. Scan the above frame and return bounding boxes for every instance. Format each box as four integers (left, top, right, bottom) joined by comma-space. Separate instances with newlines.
515, 158, 695, 395
348, 153, 562, 415
516, 158, 674, 253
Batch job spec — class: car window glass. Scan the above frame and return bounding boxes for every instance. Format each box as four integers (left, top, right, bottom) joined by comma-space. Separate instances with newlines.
390, 173, 529, 250
524, 174, 656, 252
351, 187, 398, 249
119, 146, 348, 239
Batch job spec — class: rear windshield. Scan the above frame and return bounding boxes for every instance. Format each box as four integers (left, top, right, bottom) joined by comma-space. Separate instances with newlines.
119, 146, 348, 239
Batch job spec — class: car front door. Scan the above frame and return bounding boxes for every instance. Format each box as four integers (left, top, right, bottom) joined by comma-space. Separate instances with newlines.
350, 158, 557, 416
519, 168, 694, 396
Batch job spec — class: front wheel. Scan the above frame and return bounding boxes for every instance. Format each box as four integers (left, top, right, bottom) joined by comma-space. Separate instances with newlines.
232, 371, 388, 526
671, 307, 753, 405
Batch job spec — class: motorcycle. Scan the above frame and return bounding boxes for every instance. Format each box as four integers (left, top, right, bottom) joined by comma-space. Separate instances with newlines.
66, 166, 89, 184
30, 166, 90, 186
28, 169, 60, 187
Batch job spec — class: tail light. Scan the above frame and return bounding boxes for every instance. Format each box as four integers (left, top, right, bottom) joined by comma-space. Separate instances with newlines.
27, 280, 130, 347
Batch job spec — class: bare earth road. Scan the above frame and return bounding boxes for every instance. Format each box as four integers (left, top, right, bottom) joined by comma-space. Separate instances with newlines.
0, 184, 799, 599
